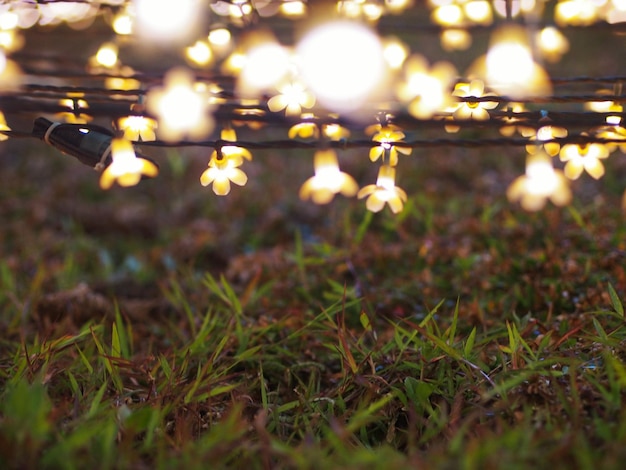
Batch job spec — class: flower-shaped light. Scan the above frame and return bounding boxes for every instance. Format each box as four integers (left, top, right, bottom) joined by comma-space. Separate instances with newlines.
267, 80, 316, 116
299, 149, 358, 204
369, 125, 411, 166
215, 128, 252, 163
595, 125, 626, 154
357, 165, 408, 213
322, 122, 351, 141
0, 111, 11, 141
200, 153, 248, 196
100, 139, 158, 190
451, 80, 498, 121
507, 152, 572, 211
536, 27, 570, 63
117, 106, 158, 141
146, 67, 213, 142
288, 114, 320, 139
524, 124, 568, 157
473, 25, 552, 98
56, 93, 92, 124
559, 140, 610, 180
397, 54, 457, 119
499, 102, 528, 136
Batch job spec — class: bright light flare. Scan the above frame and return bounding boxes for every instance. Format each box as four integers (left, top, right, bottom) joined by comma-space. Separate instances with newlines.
100, 139, 158, 190
296, 21, 385, 113
476, 25, 551, 98
299, 149, 358, 204
133, 0, 200, 41
147, 68, 213, 141
238, 39, 290, 95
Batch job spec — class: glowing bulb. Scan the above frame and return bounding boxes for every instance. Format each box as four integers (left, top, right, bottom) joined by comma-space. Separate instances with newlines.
146, 68, 213, 141
297, 21, 385, 113
112, 10, 133, 35
478, 25, 551, 98
208, 27, 231, 47
134, 0, 200, 41
186, 40, 213, 66
440, 28, 472, 51
432, 4, 463, 26
464, 1, 493, 24
280, 1, 307, 16
537, 27, 569, 62
383, 38, 409, 70
239, 41, 290, 94
95, 42, 118, 68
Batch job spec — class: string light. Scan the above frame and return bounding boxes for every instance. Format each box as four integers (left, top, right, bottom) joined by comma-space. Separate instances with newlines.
0, 1, 624, 214
299, 149, 358, 204
99, 139, 159, 190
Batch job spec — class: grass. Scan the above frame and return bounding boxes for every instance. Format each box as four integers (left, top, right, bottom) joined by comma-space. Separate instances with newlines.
2, 141, 626, 469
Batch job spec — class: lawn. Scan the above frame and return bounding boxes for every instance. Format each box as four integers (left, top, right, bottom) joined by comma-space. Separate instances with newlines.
2, 3, 626, 469
1, 135, 626, 469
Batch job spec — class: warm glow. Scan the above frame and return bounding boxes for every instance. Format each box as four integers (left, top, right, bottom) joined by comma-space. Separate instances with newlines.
560, 141, 610, 180
95, 42, 118, 68
537, 27, 570, 62
464, 1, 493, 24
117, 114, 157, 142
299, 149, 358, 204
452, 80, 499, 121
280, 1, 307, 17
146, 68, 213, 141
297, 21, 385, 113
0, 111, 11, 141
239, 40, 290, 95
432, 4, 463, 26
112, 9, 133, 35
440, 28, 472, 51
507, 152, 572, 211
267, 81, 316, 116
134, 0, 200, 41
399, 55, 457, 119
358, 165, 408, 213
481, 25, 551, 98
100, 139, 158, 190
208, 27, 232, 48
382, 37, 409, 70
186, 40, 213, 66
369, 125, 411, 166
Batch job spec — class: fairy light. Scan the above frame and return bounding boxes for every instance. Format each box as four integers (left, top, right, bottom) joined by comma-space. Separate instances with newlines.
559, 140, 610, 180
299, 149, 358, 204
382, 37, 410, 71
95, 42, 118, 68
358, 165, 408, 213
280, 1, 307, 17
480, 25, 551, 98
507, 151, 572, 211
99, 138, 158, 190
238, 37, 291, 95
440, 28, 472, 51
112, 9, 133, 35
0, 111, 11, 142
536, 27, 570, 62
134, 0, 200, 41
267, 81, 316, 116
296, 21, 385, 113
185, 40, 213, 66
146, 67, 213, 141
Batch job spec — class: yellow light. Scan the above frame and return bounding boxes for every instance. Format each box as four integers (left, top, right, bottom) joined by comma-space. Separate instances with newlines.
99, 139, 158, 190
146, 67, 213, 141
382, 37, 409, 70
280, 1, 307, 17
440, 28, 472, 51
0, 29, 24, 53
296, 21, 385, 113
476, 25, 552, 98
95, 42, 118, 68
0, 111, 11, 142
464, 1, 493, 24
112, 10, 133, 35
186, 40, 213, 66
239, 40, 290, 95
357, 165, 408, 213
507, 152, 572, 211
208, 27, 232, 47
0, 11, 19, 30
299, 149, 358, 204
432, 4, 463, 26
536, 27, 569, 62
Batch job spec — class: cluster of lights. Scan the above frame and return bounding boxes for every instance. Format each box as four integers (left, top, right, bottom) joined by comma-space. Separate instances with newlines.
0, 0, 624, 214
